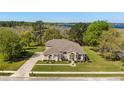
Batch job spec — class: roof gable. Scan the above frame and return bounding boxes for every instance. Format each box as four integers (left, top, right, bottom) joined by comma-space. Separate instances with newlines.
44, 39, 85, 55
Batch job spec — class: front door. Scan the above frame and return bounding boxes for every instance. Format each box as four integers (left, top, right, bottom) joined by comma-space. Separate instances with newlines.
70, 53, 75, 61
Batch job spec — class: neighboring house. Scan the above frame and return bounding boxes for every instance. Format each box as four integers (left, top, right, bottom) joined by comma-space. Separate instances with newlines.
116, 51, 124, 60
42, 39, 88, 62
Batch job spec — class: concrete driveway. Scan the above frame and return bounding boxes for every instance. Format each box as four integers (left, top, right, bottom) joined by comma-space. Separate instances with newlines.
11, 52, 43, 77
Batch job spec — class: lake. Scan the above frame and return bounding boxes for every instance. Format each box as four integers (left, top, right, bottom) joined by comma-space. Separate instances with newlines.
56, 23, 124, 29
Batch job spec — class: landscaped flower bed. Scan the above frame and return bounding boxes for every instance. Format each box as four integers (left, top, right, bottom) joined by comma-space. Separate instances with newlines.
36, 60, 69, 64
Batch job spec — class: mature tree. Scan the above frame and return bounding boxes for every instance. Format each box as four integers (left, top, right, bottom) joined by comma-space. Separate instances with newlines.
52, 25, 70, 39
83, 21, 109, 46
32, 21, 45, 45
0, 28, 23, 60
60, 29, 69, 39
98, 29, 122, 60
0, 21, 33, 27
68, 23, 88, 45
42, 27, 62, 45
20, 31, 33, 47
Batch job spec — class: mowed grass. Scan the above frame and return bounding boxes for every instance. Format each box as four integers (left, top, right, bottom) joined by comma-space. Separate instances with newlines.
26, 46, 45, 53
32, 46, 124, 72
0, 46, 45, 71
0, 73, 12, 76
83, 46, 123, 71
0, 53, 25, 71
30, 74, 124, 77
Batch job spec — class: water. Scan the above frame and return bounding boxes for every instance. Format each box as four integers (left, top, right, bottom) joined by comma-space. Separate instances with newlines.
114, 25, 124, 29
56, 23, 75, 29
113, 23, 124, 29
56, 23, 124, 29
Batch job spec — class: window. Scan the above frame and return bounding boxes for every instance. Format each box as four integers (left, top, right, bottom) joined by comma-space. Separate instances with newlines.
48, 55, 52, 60
70, 53, 75, 61
77, 54, 82, 60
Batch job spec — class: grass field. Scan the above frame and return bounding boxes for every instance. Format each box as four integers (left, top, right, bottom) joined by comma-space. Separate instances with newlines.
0, 53, 25, 71
32, 46, 124, 72
0, 46, 45, 71
0, 73, 12, 76
26, 46, 45, 53
30, 73, 124, 77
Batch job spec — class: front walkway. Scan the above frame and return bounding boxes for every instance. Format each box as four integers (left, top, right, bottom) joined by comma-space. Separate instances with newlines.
10, 52, 43, 77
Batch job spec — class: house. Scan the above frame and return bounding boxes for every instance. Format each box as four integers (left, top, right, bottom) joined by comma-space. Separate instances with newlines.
42, 39, 88, 62
116, 51, 124, 60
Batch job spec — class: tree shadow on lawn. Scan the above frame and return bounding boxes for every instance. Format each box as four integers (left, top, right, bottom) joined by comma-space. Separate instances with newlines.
25, 47, 37, 50
4, 51, 34, 63
89, 47, 120, 62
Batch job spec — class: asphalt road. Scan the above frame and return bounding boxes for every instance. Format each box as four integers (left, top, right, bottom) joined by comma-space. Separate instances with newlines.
0, 77, 121, 81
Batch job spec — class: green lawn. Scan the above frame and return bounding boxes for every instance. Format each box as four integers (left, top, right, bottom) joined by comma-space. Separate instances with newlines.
26, 46, 45, 53
0, 73, 12, 76
30, 74, 124, 77
0, 46, 45, 71
0, 53, 25, 71
32, 46, 124, 72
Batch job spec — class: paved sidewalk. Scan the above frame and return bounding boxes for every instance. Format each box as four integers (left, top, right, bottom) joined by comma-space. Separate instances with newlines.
0, 76, 121, 81
0, 71, 15, 73
10, 52, 43, 77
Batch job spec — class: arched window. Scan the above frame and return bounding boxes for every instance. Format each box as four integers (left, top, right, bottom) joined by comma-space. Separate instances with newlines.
48, 55, 52, 60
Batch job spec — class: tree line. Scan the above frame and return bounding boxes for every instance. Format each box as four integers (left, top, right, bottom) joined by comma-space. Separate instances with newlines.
0, 21, 63, 60
0, 21, 33, 27
0, 20, 123, 62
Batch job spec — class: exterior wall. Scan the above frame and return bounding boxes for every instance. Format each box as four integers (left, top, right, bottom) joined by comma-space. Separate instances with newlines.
42, 55, 49, 60
74, 52, 77, 61
79, 54, 86, 61
42, 53, 86, 61
42, 51, 85, 61
66, 53, 70, 61
66, 52, 77, 61
42, 55, 59, 61
80, 55, 84, 61
42, 54, 86, 61
54, 55, 59, 61
46, 46, 52, 50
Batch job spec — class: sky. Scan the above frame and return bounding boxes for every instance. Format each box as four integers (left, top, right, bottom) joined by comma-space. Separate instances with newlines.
0, 12, 124, 23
